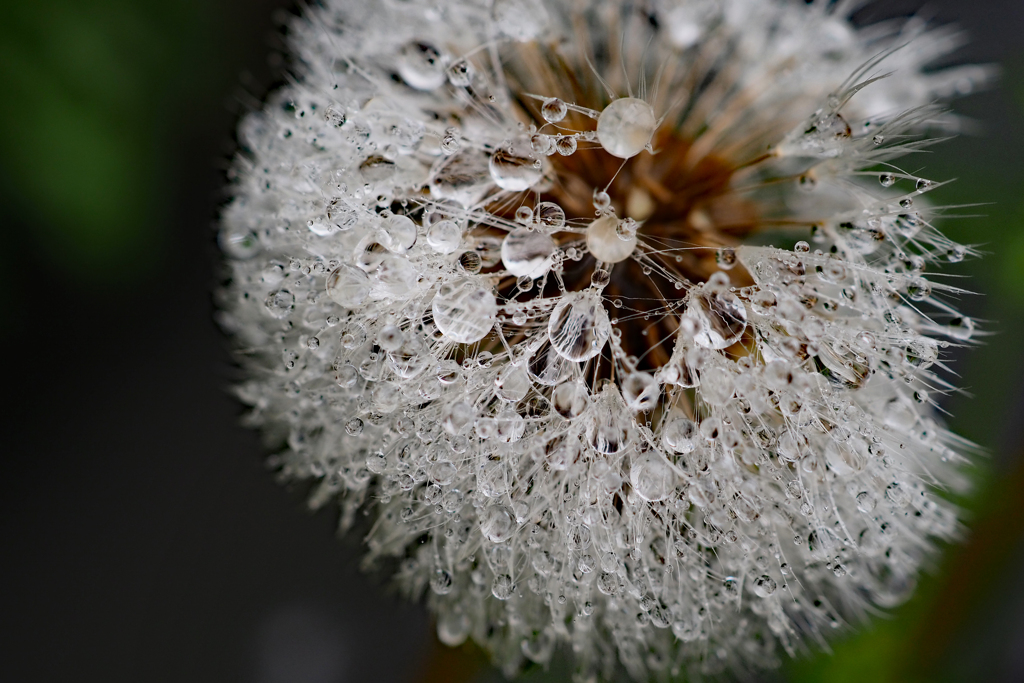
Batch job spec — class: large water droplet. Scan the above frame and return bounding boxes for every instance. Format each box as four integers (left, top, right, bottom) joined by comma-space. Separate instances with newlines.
630, 452, 674, 502
587, 214, 636, 263
534, 201, 565, 232
753, 574, 777, 598
528, 341, 577, 386
501, 229, 555, 278
662, 417, 697, 454
437, 610, 471, 646
397, 41, 448, 90
541, 98, 567, 123
491, 573, 515, 600
430, 150, 492, 207
495, 361, 531, 402
548, 291, 611, 362
688, 290, 747, 349
489, 147, 543, 191
622, 372, 659, 412
426, 220, 462, 254
326, 266, 370, 307
379, 213, 417, 253
597, 98, 657, 159
432, 279, 497, 343
552, 381, 589, 418
481, 506, 515, 543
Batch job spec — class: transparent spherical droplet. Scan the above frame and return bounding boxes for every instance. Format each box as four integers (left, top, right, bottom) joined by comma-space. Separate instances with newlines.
794, 241, 810, 253
689, 290, 748, 349
430, 150, 492, 207
431, 569, 454, 595
531, 133, 553, 155
534, 201, 565, 232
432, 279, 497, 343
699, 366, 734, 406
587, 214, 636, 263
437, 610, 471, 646
753, 575, 777, 597
541, 97, 568, 123
481, 505, 515, 543
429, 458, 458, 484
495, 361, 531, 402
446, 58, 473, 86
345, 417, 363, 435
548, 291, 611, 362
514, 206, 533, 224
591, 268, 611, 288
489, 147, 543, 192
440, 133, 460, 155
379, 213, 417, 253
622, 372, 659, 412
457, 250, 482, 274
856, 491, 876, 513
264, 289, 295, 318
947, 245, 967, 263
662, 417, 697, 454
879, 172, 896, 187
906, 277, 931, 301
426, 220, 462, 254
501, 229, 556, 278
615, 217, 638, 242
597, 98, 657, 159
716, 247, 737, 269
491, 573, 515, 600
552, 381, 589, 418
630, 452, 674, 502
397, 41, 448, 90
555, 135, 577, 155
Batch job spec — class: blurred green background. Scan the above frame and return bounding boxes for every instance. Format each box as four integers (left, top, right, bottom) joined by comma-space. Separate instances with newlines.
1, 1, 1022, 682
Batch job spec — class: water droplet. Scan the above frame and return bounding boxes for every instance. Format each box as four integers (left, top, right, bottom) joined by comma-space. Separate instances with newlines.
947, 245, 967, 263
917, 178, 934, 191
716, 247, 737, 269
534, 202, 565, 232
879, 173, 896, 187
552, 381, 589, 418
446, 58, 473, 86
345, 417, 364, 435
753, 575, 777, 597
482, 506, 515, 543
548, 291, 611, 361
489, 147, 543, 191
948, 316, 975, 340
541, 98, 567, 123
662, 417, 698, 454
906, 277, 931, 301
530, 134, 553, 155
430, 150, 492, 207
379, 214, 417, 253
426, 220, 462, 254
597, 98, 657, 159
587, 214, 636, 263
495, 362, 531, 402
432, 279, 498, 343
264, 289, 295, 318
458, 250, 482, 274
398, 41, 448, 90
440, 133, 460, 155
794, 241, 810, 253
491, 574, 515, 600
515, 206, 533, 223
630, 453, 674, 502
437, 610, 471, 646
590, 267, 611, 288
856, 491, 875, 513
501, 229, 556, 278
431, 569, 454, 595
689, 290, 748, 349
615, 217, 638, 241
555, 135, 577, 155
622, 372, 659, 412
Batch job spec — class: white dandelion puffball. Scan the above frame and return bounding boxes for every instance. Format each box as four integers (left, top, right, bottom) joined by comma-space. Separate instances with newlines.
217, 0, 991, 679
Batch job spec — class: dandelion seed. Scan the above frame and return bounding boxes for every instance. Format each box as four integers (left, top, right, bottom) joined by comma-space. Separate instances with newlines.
219, 0, 990, 678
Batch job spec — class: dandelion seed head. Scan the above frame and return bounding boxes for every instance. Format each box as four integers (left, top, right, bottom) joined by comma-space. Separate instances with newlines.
219, 0, 990, 678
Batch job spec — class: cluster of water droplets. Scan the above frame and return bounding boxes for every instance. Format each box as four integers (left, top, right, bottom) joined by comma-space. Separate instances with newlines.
219, 0, 988, 679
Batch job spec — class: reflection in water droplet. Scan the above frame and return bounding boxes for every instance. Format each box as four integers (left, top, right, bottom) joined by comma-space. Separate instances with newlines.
489, 147, 543, 191
426, 220, 462, 254
324, 265, 371, 307
587, 214, 636, 263
501, 229, 556, 278
630, 453, 674, 502
430, 150, 492, 207
541, 98, 567, 123
398, 41, 448, 90
689, 290, 748, 349
432, 279, 497, 343
597, 98, 657, 159
548, 291, 611, 362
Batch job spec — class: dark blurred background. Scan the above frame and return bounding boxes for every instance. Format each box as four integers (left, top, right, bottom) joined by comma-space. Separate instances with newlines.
1, 2, 1022, 682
